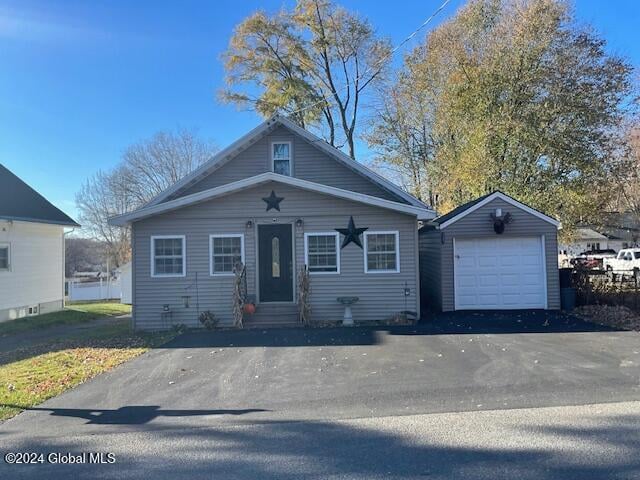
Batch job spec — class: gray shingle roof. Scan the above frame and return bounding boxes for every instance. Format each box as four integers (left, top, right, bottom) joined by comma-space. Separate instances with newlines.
0, 164, 80, 227
430, 191, 495, 225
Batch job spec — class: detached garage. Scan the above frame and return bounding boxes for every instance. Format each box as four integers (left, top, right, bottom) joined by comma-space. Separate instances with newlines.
419, 191, 560, 312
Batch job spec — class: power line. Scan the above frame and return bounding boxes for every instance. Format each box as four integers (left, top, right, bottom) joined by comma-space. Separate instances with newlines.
285, 0, 453, 117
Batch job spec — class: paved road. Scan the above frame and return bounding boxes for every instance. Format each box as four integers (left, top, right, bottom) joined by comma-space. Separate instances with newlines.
1, 312, 639, 478
2, 401, 639, 479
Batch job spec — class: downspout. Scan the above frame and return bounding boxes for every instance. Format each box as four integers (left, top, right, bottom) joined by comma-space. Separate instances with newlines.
63, 227, 76, 308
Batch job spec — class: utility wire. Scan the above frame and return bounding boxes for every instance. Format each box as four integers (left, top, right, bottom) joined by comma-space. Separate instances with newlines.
285, 0, 452, 117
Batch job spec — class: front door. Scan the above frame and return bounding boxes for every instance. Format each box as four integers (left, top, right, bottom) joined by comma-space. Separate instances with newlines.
258, 224, 293, 302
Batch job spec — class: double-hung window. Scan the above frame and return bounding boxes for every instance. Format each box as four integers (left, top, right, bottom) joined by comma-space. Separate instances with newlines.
364, 231, 399, 273
305, 232, 339, 274
272, 141, 292, 176
210, 234, 244, 275
151, 236, 186, 277
0, 243, 10, 271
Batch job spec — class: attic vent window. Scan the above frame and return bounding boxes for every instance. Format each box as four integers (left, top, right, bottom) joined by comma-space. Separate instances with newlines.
272, 142, 291, 176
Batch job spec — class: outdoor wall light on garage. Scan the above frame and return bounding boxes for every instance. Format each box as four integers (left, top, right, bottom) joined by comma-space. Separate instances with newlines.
296, 218, 304, 229
490, 211, 512, 234
246, 220, 253, 229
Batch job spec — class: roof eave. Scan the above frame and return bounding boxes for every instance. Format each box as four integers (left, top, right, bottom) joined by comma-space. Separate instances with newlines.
109, 172, 435, 226
0, 215, 80, 227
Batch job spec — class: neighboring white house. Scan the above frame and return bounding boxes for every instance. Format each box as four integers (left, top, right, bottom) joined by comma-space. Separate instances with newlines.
558, 227, 621, 257
0, 164, 79, 322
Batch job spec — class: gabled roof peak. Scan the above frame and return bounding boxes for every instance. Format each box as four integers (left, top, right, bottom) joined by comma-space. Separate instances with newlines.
143, 116, 430, 210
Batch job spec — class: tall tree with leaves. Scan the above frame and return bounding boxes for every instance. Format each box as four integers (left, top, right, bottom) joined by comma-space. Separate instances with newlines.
369, 0, 636, 229
221, 0, 391, 159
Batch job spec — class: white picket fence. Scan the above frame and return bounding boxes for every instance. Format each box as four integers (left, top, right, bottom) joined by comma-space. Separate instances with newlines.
68, 278, 122, 302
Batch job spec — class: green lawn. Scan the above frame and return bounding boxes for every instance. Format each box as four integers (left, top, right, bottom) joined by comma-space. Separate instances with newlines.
0, 319, 175, 421
0, 301, 131, 336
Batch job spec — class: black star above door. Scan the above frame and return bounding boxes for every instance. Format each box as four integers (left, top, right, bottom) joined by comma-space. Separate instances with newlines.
258, 224, 293, 302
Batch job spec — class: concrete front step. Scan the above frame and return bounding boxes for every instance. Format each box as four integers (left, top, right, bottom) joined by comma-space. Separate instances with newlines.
243, 303, 300, 328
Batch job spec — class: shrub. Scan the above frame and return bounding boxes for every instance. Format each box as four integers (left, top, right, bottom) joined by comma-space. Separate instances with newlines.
198, 311, 218, 330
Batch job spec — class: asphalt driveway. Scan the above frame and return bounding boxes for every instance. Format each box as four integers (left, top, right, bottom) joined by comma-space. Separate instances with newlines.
1, 311, 639, 479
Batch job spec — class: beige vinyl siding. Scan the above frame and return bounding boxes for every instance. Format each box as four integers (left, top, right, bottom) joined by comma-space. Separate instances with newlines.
439, 197, 559, 312
418, 227, 442, 312
133, 181, 418, 330
170, 126, 406, 203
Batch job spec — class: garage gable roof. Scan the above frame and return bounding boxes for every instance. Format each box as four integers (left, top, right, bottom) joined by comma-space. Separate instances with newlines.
433, 191, 559, 229
108, 172, 436, 226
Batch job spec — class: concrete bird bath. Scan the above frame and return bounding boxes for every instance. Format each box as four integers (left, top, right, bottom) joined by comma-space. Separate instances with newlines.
337, 296, 359, 326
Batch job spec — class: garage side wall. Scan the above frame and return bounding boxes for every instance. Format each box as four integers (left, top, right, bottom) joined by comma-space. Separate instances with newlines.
418, 227, 442, 313
440, 198, 559, 311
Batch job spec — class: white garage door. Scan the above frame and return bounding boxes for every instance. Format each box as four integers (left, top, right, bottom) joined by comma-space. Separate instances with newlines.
454, 237, 547, 310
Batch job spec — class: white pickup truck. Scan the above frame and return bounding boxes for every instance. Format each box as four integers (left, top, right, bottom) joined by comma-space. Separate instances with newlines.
603, 248, 640, 279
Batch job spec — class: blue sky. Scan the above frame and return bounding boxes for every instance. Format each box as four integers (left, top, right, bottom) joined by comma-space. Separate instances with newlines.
1, 0, 639, 221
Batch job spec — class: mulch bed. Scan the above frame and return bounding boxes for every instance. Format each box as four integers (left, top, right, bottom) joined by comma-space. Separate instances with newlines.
574, 305, 640, 331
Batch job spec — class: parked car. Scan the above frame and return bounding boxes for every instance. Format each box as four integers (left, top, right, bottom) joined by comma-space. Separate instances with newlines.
571, 249, 617, 270
603, 248, 640, 280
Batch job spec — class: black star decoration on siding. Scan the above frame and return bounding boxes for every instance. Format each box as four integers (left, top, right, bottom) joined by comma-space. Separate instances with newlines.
335, 216, 368, 249
262, 190, 284, 211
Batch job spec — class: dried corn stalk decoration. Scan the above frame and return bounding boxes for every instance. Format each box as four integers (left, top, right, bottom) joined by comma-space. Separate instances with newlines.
232, 262, 247, 328
297, 265, 311, 325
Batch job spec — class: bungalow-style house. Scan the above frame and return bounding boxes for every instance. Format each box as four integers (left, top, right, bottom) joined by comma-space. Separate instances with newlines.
0, 164, 80, 322
110, 117, 563, 329
110, 116, 436, 329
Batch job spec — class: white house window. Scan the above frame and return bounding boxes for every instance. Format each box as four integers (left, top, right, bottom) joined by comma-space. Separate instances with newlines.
364, 231, 399, 273
272, 141, 292, 176
210, 234, 244, 275
305, 233, 339, 274
151, 236, 186, 277
0, 243, 9, 270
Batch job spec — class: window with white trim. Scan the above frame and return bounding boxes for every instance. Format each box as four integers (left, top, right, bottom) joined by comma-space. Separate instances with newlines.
364, 231, 399, 273
272, 141, 292, 176
210, 234, 244, 275
305, 233, 339, 274
151, 236, 185, 277
0, 243, 9, 271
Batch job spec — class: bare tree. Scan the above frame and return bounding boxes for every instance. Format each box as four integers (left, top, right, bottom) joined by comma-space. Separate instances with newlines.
65, 237, 108, 277
76, 129, 217, 267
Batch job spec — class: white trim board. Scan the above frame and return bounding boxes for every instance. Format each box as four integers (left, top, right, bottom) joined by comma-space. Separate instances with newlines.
143, 115, 431, 210
270, 140, 293, 176
209, 233, 245, 277
437, 192, 560, 229
0, 242, 11, 272
150, 235, 186, 278
304, 231, 340, 275
109, 172, 436, 226
363, 230, 400, 274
